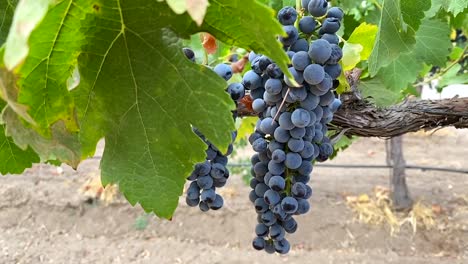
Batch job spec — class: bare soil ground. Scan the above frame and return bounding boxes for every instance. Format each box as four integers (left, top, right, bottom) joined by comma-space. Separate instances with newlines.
1, 129, 467, 264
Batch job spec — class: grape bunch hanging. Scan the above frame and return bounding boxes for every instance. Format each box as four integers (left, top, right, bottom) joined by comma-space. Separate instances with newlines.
184, 0, 343, 255
183, 49, 244, 211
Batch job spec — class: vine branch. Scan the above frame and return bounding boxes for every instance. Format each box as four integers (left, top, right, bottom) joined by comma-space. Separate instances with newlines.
236, 68, 468, 138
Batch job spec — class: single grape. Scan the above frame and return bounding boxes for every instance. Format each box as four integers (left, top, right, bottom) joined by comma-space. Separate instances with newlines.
285, 152, 302, 169
321, 33, 339, 44
326, 44, 343, 64
253, 237, 266, 250
278, 112, 295, 130
320, 142, 334, 156
186, 196, 200, 207
265, 78, 283, 95
300, 93, 320, 110
268, 140, 284, 152
274, 239, 291, 254
270, 224, 286, 241
319, 90, 335, 106
329, 98, 342, 112
261, 210, 277, 226
209, 196, 224, 211
284, 67, 304, 86
195, 161, 211, 176
255, 183, 270, 197
280, 25, 299, 46
242, 70, 262, 90
298, 160, 313, 175
187, 181, 201, 200
292, 51, 311, 71
201, 189, 216, 203
290, 38, 309, 52
226, 83, 245, 101
308, 0, 328, 17
327, 7, 344, 21
255, 197, 269, 213
252, 138, 268, 152
291, 108, 311, 128
272, 149, 286, 163
249, 190, 259, 203
268, 176, 286, 191
197, 175, 213, 189
183, 48, 195, 62
308, 39, 332, 65
282, 217, 298, 233
264, 189, 281, 206
299, 16, 317, 34
278, 6, 298, 25
316, 73, 332, 91
292, 182, 308, 199
252, 98, 267, 112
281, 197, 299, 214
255, 223, 269, 237
288, 138, 305, 153
303, 64, 325, 85
253, 162, 268, 176
324, 63, 342, 79
322, 17, 341, 34
309, 84, 328, 96
249, 132, 263, 145
290, 127, 306, 139
273, 127, 291, 143
266, 63, 283, 79
260, 117, 279, 135
296, 199, 310, 214
214, 64, 233, 81
289, 86, 308, 102
268, 160, 286, 175
199, 201, 210, 212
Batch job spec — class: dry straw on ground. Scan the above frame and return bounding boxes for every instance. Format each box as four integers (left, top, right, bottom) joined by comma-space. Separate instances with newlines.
345, 186, 436, 234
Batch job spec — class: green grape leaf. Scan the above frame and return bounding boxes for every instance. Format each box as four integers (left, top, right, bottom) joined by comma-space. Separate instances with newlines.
164, 0, 209, 25
72, 1, 235, 218
400, 0, 431, 32
378, 18, 451, 93
368, 0, 426, 76
359, 77, 400, 107
199, 0, 293, 82
427, 0, 467, 17
0, 0, 18, 45
0, 101, 40, 175
439, 64, 468, 88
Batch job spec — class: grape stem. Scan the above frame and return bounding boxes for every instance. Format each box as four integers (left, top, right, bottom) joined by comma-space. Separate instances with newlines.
272, 88, 290, 123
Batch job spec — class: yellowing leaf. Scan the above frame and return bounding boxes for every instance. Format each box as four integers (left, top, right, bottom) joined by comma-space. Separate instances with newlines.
236, 116, 257, 142
3, 0, 51, 70
165, 0, 209, 26
348, 22, 378, 61
342, 42, 363, 71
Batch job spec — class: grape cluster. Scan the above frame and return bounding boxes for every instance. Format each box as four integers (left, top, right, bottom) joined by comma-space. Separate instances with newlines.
184, 50, 245, 211
246, 3, 344, 254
